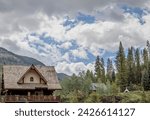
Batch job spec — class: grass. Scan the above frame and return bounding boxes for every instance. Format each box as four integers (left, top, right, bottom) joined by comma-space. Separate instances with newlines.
118, 91, 150, 103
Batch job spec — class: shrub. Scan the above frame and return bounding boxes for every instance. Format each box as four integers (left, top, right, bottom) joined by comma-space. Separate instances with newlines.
85, 92, 100, 103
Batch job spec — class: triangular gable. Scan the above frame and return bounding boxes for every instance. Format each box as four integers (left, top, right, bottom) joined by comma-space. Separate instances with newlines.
17, 64, 47, 84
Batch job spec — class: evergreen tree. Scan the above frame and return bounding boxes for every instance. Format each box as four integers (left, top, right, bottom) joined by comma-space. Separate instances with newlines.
112, 69, 116, 82
142, 69, 150, 91
147, 41, 150, 90
135, 48, 142, 84
147, 62, 150, 90
147, 40, 150, 56
115, 42, 127, 92
95, 56, 101, 82
107, 58, 113, 83
82, 70, 93, 96
142, 48, 148, 69
127, 47, 135, 86
84, 70, 95, 83
101, 58, 106, 83
94, 56, 106, 83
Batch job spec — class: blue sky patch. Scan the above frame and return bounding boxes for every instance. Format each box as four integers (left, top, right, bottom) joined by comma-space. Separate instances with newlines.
121, 5, 147, 24
63, 12, 95, 30
77, 12, 95, 24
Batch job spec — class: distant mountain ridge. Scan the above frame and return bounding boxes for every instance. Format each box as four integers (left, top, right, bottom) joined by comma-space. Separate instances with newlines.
0, 47, 44, 66
57, 73, 70, 81
0, 47, 70, 80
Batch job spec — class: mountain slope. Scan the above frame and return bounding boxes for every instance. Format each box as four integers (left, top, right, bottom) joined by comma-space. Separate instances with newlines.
57, 73, 71, 81
0, 47, 44, 66
0, 47, 70, 80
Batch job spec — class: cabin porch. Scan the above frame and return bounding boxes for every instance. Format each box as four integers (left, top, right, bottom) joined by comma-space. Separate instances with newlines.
0, 95, 60, 103
3, 88, 54, 96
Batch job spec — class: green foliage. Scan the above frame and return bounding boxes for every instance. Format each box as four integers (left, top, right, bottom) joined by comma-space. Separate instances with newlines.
110, 82, 119, 95
94, 56, 106, 83
135, 48, 142, 84
119, 91, 150, 103
57, 70, 94, 102
120, 93, 142, 103
85, 92, 100, 103
107, 58, 114, 83
142, 48, 148, 69
112, 70, 116, 82
95, 56, 101, 81
67, 91, 79, 103
55, 41, 150, 103
101, 58, 106, 83
127, 47, 136, 86
129, 84, 143, 91
142, 68, 150, 91
96, 83, 108, 95
115, 42, 128, 92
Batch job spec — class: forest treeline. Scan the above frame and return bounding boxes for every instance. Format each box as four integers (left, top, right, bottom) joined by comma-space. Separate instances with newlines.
55, 41, 150, 102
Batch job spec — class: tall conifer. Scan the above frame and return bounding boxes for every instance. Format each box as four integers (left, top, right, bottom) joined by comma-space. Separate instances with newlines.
115, 42, 127, 92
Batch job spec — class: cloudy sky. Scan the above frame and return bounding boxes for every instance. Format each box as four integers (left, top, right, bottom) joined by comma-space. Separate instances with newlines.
0, 0, 150, 75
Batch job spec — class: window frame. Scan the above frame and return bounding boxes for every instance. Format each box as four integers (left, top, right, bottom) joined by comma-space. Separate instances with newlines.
30, 77, 34, 82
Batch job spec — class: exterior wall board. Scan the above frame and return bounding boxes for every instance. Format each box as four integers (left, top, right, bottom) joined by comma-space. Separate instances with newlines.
24, 69, 40, 84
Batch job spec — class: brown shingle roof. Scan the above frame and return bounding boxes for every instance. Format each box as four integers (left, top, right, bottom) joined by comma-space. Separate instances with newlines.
3, 65, 62, 90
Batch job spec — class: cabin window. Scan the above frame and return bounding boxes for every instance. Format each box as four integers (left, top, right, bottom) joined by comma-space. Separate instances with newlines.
30, 77, 34, 82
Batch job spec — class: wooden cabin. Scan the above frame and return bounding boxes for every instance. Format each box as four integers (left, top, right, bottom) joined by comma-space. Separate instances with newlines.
0, 64, 62, 102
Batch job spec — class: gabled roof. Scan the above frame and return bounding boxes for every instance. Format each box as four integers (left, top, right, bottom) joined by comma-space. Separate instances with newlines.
17, 64, 47, 84
3, 65, 62, 90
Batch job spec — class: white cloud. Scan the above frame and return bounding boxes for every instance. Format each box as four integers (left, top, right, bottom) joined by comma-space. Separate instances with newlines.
62, 53, 70, 62
0, 0, 150, 75
64, 13, 150, 52
58, 41, 72, 49
71, 48, 88, 59
56, 61, 94, 75
36, 14, 66, 42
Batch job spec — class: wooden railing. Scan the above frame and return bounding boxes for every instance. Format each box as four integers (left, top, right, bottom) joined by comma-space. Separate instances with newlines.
0, 95, 60, 103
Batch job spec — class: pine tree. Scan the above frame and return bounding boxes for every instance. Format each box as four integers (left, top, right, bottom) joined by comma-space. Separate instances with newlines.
147, 40, 150, 56
127, 47, 135, 86
115, 42, 127, 92
83, 70, 93, 96
142, 48, 148, 69
85, 70, 95, 83
107, 58, 113, 83
135, 48, 142, 85
101, 58, 106, 84
147, 62, 150, 90
95, 56, 101, 82
142, 69, 149, 91
112, 69, 116, 82
146, 43, 150, 90
94, 56, 106, 83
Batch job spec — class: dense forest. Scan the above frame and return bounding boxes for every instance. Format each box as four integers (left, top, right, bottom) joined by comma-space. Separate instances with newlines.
55, 41, 150, 103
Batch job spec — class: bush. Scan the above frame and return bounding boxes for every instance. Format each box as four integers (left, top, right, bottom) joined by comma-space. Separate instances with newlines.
119, 91, 150, 103
85, 92, 100, 103
129, 84, 143, 91
110, 82, 119, 95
